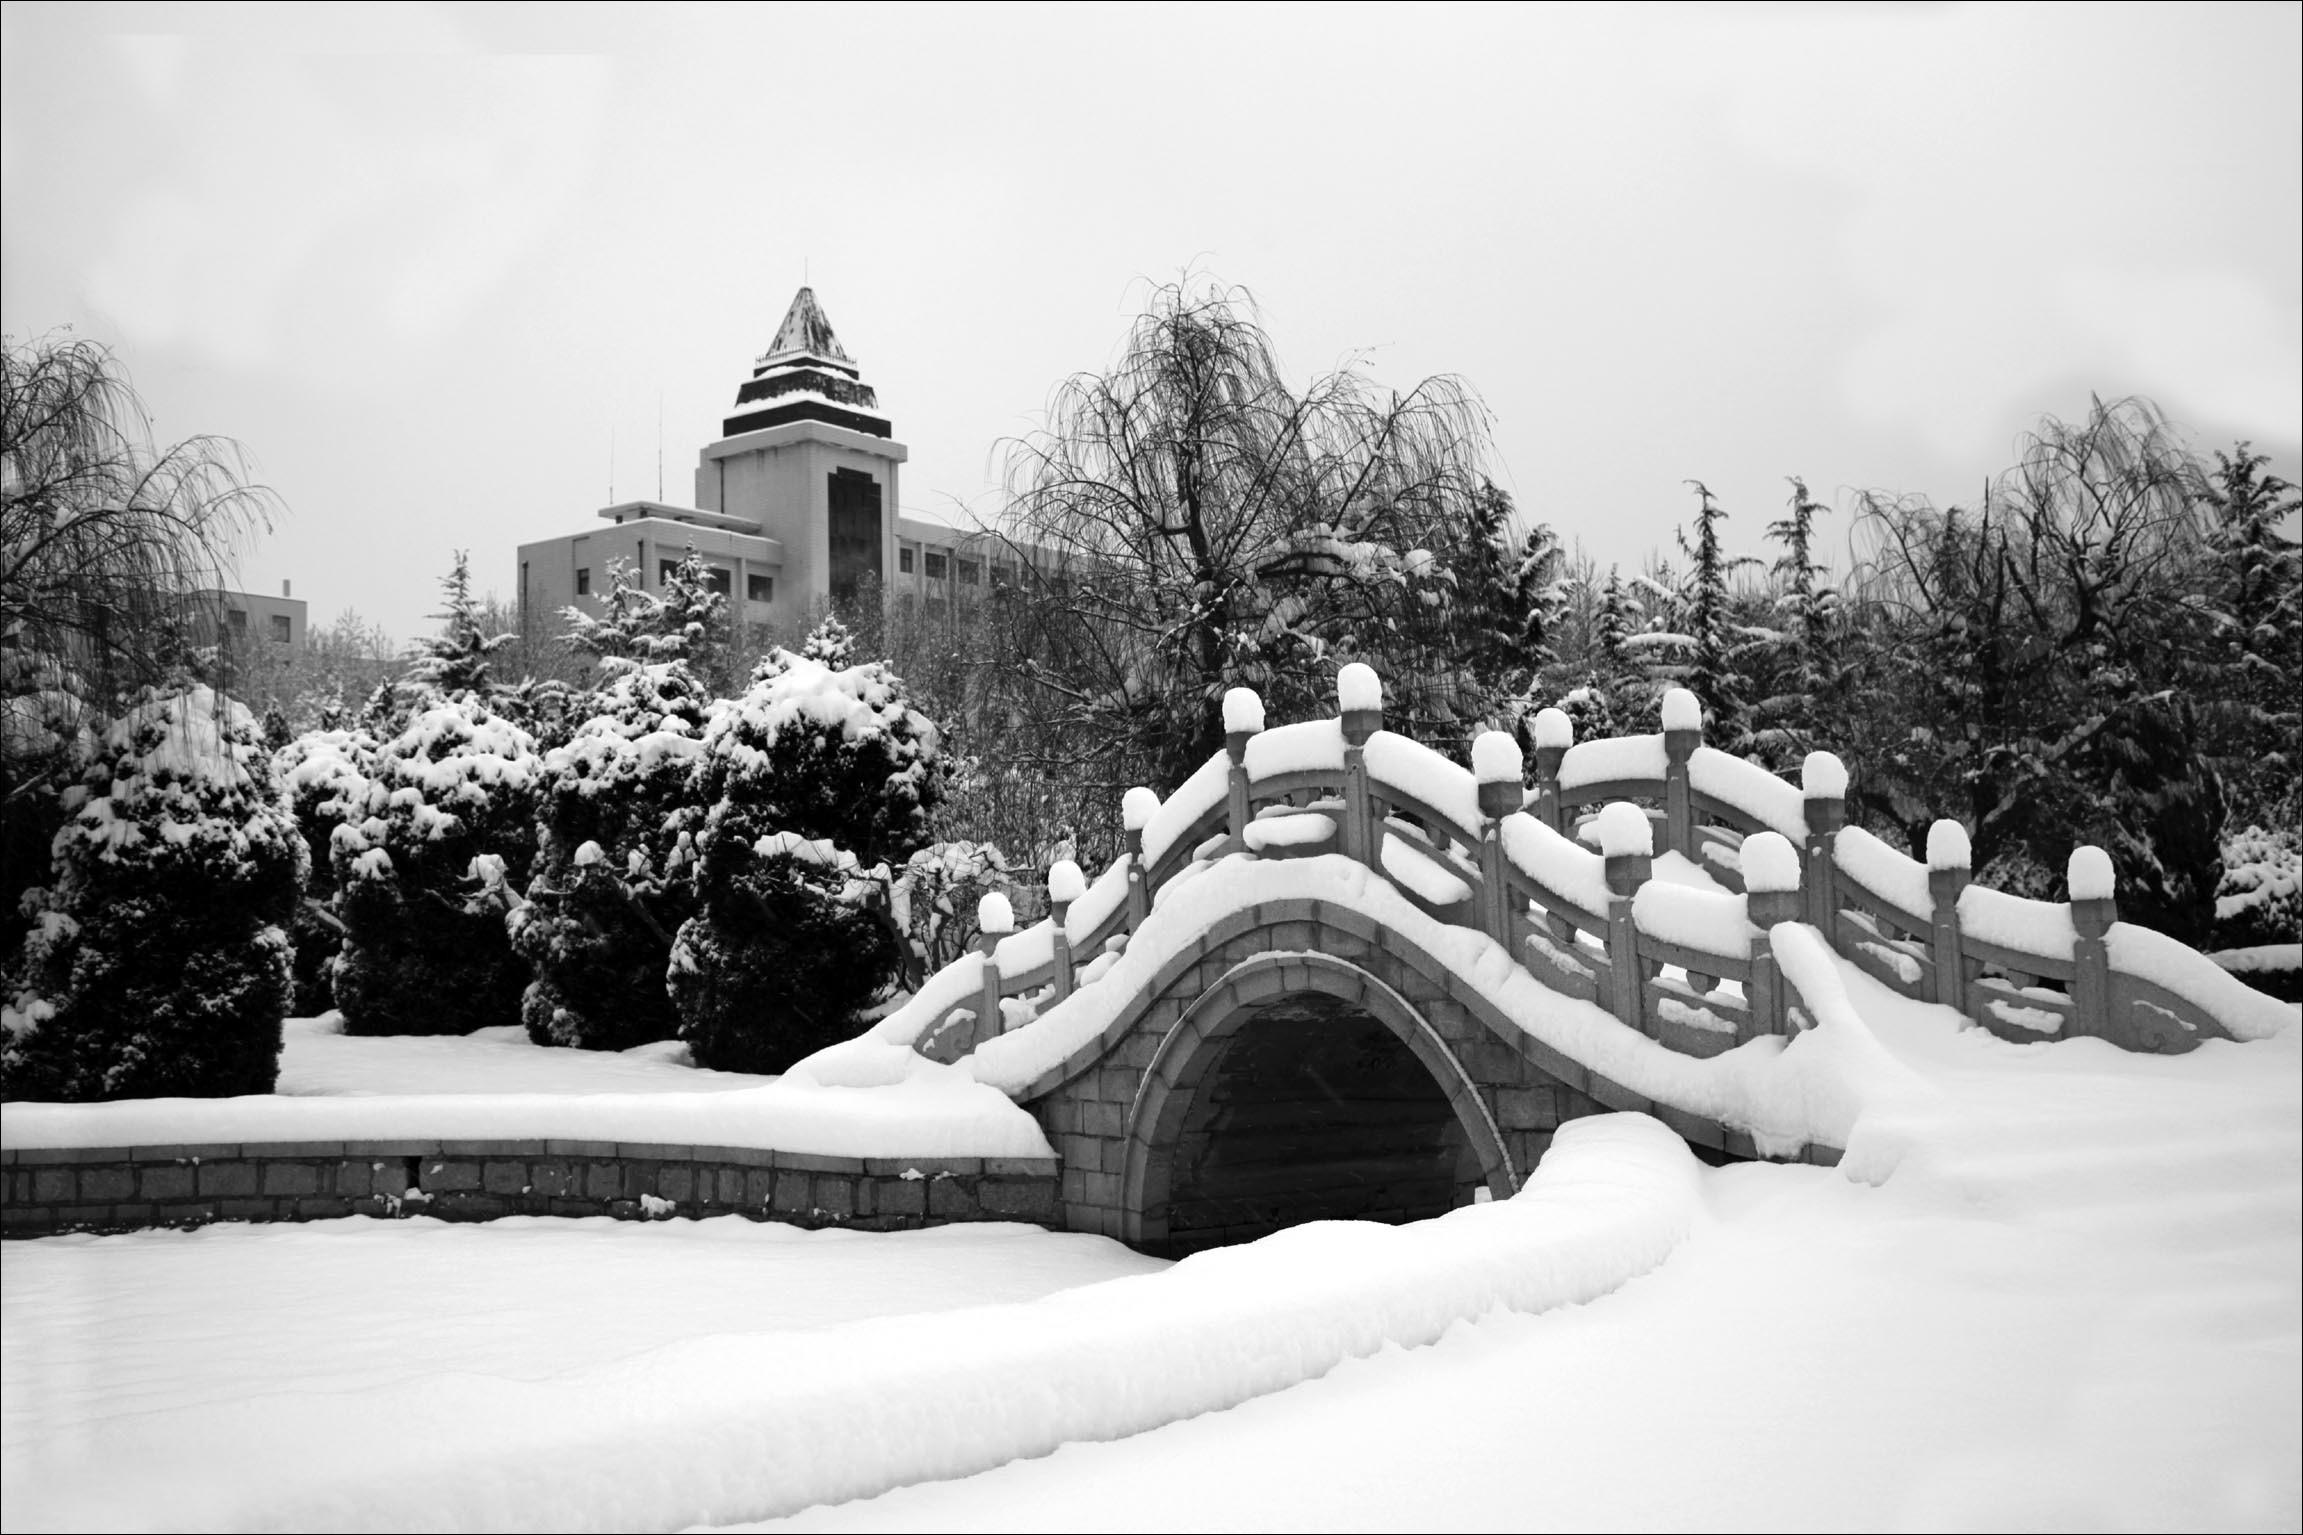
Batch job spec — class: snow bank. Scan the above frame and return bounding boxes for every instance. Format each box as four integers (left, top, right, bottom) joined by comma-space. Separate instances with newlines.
43, 1116, 1701, 1535
2107, 924, 2297, 1043
1686, 748, 1805, 839
0, 1064, 1052, 1160
1763, 924, 1943, 1181
1557, 734, 1667, 791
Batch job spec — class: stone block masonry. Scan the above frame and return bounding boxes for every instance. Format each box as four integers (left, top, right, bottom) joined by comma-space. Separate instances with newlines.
0, 1141, 1059, 1239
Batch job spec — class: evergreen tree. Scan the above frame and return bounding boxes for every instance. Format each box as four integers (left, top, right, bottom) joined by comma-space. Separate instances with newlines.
799, 614, 858, 669
329, 698, 542, 1035
668, 648, 943, 1071
1672, 480, 1754, 733
3, 688, 301, 1099
2199, 445, 2302, 832
403, 550, 512, 704
271, 726, 376, 1016
511, 660, 713, 1050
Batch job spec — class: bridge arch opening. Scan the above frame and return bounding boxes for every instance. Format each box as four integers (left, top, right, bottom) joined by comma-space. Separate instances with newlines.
1123, 959, 1515, 1257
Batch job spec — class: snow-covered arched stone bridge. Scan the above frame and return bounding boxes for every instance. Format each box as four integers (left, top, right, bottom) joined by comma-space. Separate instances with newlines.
830, 669, 2288, 1256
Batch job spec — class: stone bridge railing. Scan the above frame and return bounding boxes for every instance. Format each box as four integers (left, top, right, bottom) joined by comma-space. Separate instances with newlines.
920, 667, 2288, 1066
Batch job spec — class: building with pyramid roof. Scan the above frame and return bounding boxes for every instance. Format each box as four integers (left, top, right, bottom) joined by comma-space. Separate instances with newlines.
519, 287, 1032, 649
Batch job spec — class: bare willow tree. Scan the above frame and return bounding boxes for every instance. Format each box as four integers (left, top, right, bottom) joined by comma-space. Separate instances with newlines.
2, 334, 280, 890
998, 280, 1500, 792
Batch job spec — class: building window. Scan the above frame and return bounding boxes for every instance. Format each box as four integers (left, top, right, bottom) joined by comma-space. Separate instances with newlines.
924, 551, 948, 581
747, 573, 773, 603
703, 565, 732, 596
957, 558, 980, 586
269, 614, 292, 643
576, 567, 591, 596
899, 546, 914, 575
661, 559, 680, 586
227, 608, 248, 632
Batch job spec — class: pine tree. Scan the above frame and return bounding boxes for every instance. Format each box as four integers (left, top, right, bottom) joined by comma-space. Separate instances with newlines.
799, 614, 858, 669
403, 550, 512, 704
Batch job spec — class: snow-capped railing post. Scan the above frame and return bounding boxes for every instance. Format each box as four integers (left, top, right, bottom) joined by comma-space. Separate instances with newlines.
1800, 752, 1847, 933
1741, 831, 1801, 1037
1473, 730, 1523, 948
1047, 860, 1083, 1002
975, 892, 1014, 1048
1926, 820, 1972, 1012
1530, 707, 1571, 833
2068, 846, 2117, 1042
1122, 787, 1156, 932
1337, 664, 1384, 867
1599, 802, 1654, 1033
1661, 689, 1701, 857
1223, 687, 1264, 855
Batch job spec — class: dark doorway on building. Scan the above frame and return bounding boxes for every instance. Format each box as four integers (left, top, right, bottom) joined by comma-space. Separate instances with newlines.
828, 468, 883, 606
1159, 994, 1483, 1255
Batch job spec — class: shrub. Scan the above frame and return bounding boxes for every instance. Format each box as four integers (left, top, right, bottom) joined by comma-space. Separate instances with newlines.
329, 697, 541, 1035
2, 687, 301, 1100
272, 726, 376, 1016
511, 661, 711, 1050
668, 644, 942, 1071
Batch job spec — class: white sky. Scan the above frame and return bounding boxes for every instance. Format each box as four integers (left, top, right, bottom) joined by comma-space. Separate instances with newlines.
4, 1, 2297, 645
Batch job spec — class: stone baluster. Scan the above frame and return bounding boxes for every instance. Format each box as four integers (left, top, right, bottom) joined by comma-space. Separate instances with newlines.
1338, 663, 1384, 867
1530, 706, 1571, 833
1598, 801, 1653, 1033
1121, 786, 1156, 931
1661, 688, 1701, 857
1047, 858, 1084, 1002
1473, 729, 1522, 946
975, 891, 1014, 1048
1925, 819, 1972, 1013
2068, 845, 2117, 1042
1223, 686, 1264, 854
1800, 751, 1847, 934
1740, 830, 1802, 1037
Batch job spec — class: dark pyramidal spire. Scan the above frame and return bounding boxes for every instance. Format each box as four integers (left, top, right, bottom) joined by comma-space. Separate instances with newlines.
723, 286, 891, 440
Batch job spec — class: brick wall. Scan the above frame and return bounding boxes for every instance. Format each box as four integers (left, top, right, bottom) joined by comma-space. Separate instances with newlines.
1, 1138, 1059, 1239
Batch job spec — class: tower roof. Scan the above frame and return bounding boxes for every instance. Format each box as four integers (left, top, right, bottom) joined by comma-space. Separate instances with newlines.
758, 286, 854, 371
722, 286, 890, 441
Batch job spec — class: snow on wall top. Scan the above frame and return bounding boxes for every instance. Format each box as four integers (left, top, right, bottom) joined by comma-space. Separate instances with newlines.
1142, 754, 1229, 868
1686, 747, 1805, 839
1957, 883, 2076, 962
1243, 718, 1345, 779
1532, 707, 1573, 750
1121, 786, 1160, 832
1926, 820, 1971, 872
2068, 846, 2116, 902
1661, 688, 1702, 733
1802, 752, 1848, 801
1597, 801, 1653, 859
1047, 859, 1086, 905
1499, 815, 1611, 918
1633, 881, 1753, 961
1741, 831, 1801, 894
1472, 730, 1523, 786
2106, 924, 2296, 1042
1364, 732, 1480, 838
1557, 734, 1668, 791
1337, 662, 1382, 713
1834, 826, 1932, 924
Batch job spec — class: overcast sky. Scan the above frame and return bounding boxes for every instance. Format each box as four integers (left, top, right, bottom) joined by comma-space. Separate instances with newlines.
5, 1, 2297, 645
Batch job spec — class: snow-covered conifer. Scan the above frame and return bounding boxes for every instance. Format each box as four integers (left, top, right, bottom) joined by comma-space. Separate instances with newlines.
329, 696, 541, 1035
2, 687, 301, 1100
272, 726, 376, 1015
511, 660, 712, 1050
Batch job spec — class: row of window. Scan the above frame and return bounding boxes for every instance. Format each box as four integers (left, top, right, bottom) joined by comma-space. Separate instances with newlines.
898, 546, 1030, 587
223, 610, 294, 642
574, 565, 773, 604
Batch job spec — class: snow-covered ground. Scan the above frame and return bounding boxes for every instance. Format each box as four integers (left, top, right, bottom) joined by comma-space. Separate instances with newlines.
273, 1014, 776, 1096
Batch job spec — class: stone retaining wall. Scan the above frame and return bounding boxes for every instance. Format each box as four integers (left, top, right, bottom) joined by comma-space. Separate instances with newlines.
0, 1139, 1060, 1239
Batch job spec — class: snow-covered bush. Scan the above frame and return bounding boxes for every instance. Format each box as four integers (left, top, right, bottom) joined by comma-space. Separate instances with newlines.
272, 726, 376, 1016
2, 687, 301, 1100
510, 661, 711, 1051
667, 649, 942, 1071
329, 697, 541, 1036
2215, 824, 2301, 951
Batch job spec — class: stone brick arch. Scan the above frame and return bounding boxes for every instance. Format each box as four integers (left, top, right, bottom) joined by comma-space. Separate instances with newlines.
1116, 952, 1519, 1253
